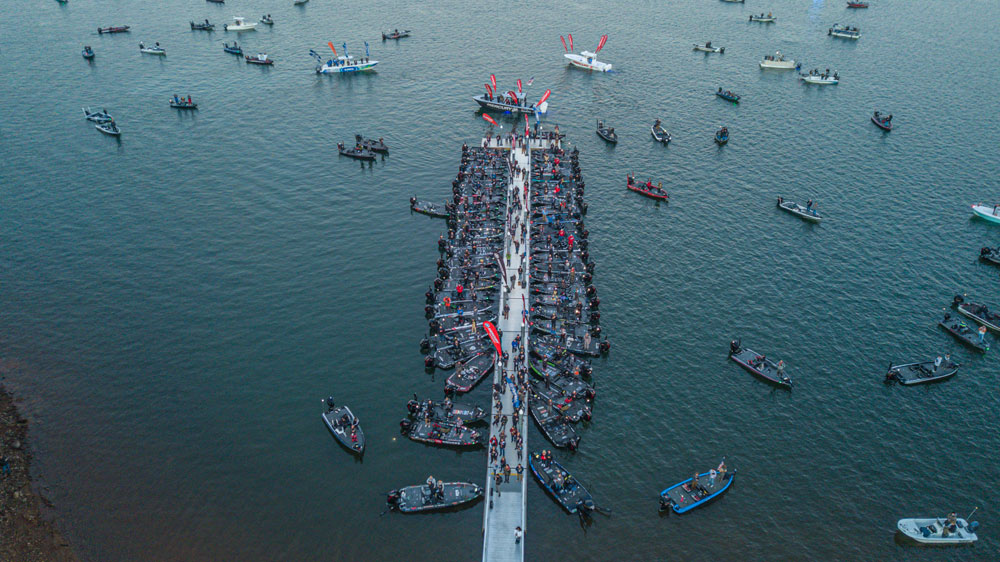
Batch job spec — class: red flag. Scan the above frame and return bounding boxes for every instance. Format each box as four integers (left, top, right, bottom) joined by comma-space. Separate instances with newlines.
560, 36, 567, 52
327, 41, 338, 56
485, 84, 493, 98
517, 79, 522, 93
482, 114, 498, 126
490, 74, 497, 91
525, 114, 530, 136
568, 34, 574, 51
483, 321, 502, 355
596, 34, 608, 53
507, 91, 518, 104
537, 89, 551, 105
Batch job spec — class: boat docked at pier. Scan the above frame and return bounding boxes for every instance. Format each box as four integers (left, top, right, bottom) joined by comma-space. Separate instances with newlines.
399, 417, 483, 447
829, 24, 860, 39
759, 51, 797, 69
562, 34, 612, 72
474, 76, 550, 115
387, 481, 482, 513
529, 452, 600, 514
224, 16, 256, 31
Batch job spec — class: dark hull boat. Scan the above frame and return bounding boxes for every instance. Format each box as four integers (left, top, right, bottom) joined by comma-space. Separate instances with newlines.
980, 246, 1000, 266
885, 360, 959, 386
82, 46, 95, 59
659, 469, 735, 514
382, 30, 411, 40
355, 134, 388, 153
473, 95, 537, 114
321, 402, 365, 455
596, 120, 617, 143
399, 418, 482, 447
729, 340, 792, 388
530, 380, 591, 423
98, 25, 130, 34
715, 128, 729, 144
169, 99, 198, 109
938, 314, 989, 353
529, 453, 597, 514
387, 482, 482, 513
338, 145, 375, 160
95, 122, 121, 136
650, 121, 671, 143
223, 42, 243, 55
715, 90, 740, 103
871, 111, 892, 131
190, 21, 215, 30
245, 55, 273, 65
528, 392, 580, 449
444, 351, 495, 392
955, 297, 1000, 333
410, 197, 449, 218
534, 334, 608, 357
407, 398, 486, 424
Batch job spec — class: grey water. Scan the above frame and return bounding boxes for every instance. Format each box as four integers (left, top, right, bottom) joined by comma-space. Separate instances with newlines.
2, 0, 999, 559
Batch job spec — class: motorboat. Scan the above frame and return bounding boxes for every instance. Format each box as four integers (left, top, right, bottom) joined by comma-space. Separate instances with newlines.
800, 71, 839, 84
847, 2, 869, 8
529, 453, 601, 515
626, 175, 669, 201
95, 121, 120, 136
316, 55, 377, 73
83, 107, 112, 123
169, 95, 198, 109
659, 466, 735, 513
871, 110, 892, 131
206, 0, 224, 3
954, 296, 1000, 333
245, 53, 273, 65
139, 42, 166, 55
829, 24, 860, 39
387, 482, 482, 513
650, 119, 671, 143
356, 134, 388, 153
260, 14, 274, 24
938, 312, 989, 353
714, 126, 729, 145
473, 79, 548, 114
884, 359, 959, 385
721, 0, 745, 3
693, 42, 724, 53
759, 51, 796, 69
980, 246, 1000, 266
224, 16, 256, 31
338, 142, 376, 161
320, 398, 365, 455
562, 34, 612, 72
97, 25, 130, 34
223, 42, 242, 55
897, 515, 979, 545
729, 340, 792, 388
596, 119, 617, 143
749, 13, 776, 22
382, 29, 410, 40
294, 0, 309, 4
971, 203, 1000, 224
777, 197, 821, 222
715, 88, 740, 102
82, 45, 95, 59
190, 19, 214, 30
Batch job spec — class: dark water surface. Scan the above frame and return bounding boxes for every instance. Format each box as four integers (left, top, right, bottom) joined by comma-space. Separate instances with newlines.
3, 0, 999, 560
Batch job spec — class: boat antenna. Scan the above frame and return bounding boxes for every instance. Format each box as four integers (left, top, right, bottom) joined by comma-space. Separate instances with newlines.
967, 507, 979, 520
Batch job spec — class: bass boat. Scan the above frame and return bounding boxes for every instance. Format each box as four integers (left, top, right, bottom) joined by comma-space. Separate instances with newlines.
320, 397, 365, 454
387, 482, 482, 513
650, 119, 671, 143
596, 120, 617, 143
529, 452, 600, 514
659, 464, 735, 514
693, 42, 724, 53
884, 359, 959, 385
871, 110, 892, 131
777, 197, 821, 222
729, 340, 792, 388
938, 313, 989, 353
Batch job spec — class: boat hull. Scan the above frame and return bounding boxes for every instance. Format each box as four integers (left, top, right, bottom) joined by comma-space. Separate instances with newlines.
897, 518, 977, 544
971, 204, 1000, 224
660, 471, 735, 514
318, 61, 378, 73
871, 115, 892, 131
564, 53, 612, 72
759, 60, 795, 69
627, 183, 669, 201
473, 96, 536, 114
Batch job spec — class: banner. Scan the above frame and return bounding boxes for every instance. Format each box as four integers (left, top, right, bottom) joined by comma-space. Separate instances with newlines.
483, 321, 502, 355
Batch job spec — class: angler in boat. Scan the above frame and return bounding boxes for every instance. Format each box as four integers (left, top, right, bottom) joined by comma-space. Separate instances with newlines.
596, 120, 617, 143
83, 107, 112, 123
693, 41, 724, 53
260, 14, 273, 24
223, 42, 242, 55
95, 119, 121, 136
897, 510, 980, 545
749, 13, 775, 22
139, 42, 166, 55
407, 397, 487, 425
399, 417, 483, 447
714, 126, 729, 144
659, 459, 735, 514
82, 46, 95, 59
938, 312, 989, 353
650, 119, 671, 143
169, 95, 197, 109
980, 246, 1000, 266
970, 203, 1000, 225
563, 33, 612, 71
355, 134, 388, 153
626, 173, 669, 201
529, 451, 601, 515
382, 29, 410, 40
729, 340, 792, 388
800, 68, 839, 84
245, 53, 273, 65
320, 397, 365, 454
871, 110, 892, 131
829, 24, 861, 39
97, 25, 130, 34
386, 480, 482, 513
190, 19, 214, 30
759, 51, 797, 69
410, 197, 450, 218
715, 87, 740, 103
224, 16, 256, 31
884, 355, 959, 385
777, 196, 821, 222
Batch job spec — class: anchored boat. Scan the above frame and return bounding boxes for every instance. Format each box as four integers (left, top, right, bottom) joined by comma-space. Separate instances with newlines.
777, 197, 821, 222
82, 45, 95, 59
884, 359, 959, 385
829, 24, 860, 39
596, 120, 617, 143
139, 42, 166, 55
871, 110, 893, 131
562, 34, 612, 72
729, 340, 792, 388
660, 465, 735, 514
387, 481, 482, 513
650, 119, 671, 143
97, 25, 130, 34
224, 16, 256, 31
971, 203, 1000, 224
693, 42, 724, 53
759, 51, 796, 69
320, 398, 365, 455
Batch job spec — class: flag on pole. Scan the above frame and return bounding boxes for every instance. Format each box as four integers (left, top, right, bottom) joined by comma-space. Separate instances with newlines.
490, 74, 497, 90
482, 114, 498, 126
483, 322, 502, 355
364, 41, 370, 57
327, 41, 338, 56
596, 34, 608, 53
527, 76, 535, 86
517, 79, 522, 93
568, 34, 574, 51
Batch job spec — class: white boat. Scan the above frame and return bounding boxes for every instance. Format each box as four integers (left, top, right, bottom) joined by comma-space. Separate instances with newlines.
897, 517, 979, 545
139, 42, 166, 55
829, 24, 860, 39
972, 203, 1000, 224
800, 72, 839, 85
777, 197, 821, 222
562, 34, 612, 72
224, 16, 257, 31
749, 14, 776, 22
693, 42, 724, 53
317, 55, 378, 73
759, 51, 795, 69
83, 107, 112, 123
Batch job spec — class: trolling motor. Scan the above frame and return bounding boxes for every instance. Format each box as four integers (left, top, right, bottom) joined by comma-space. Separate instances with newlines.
325, 396, 335, 412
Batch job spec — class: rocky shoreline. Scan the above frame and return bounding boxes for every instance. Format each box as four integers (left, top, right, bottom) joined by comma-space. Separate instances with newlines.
0, 384, 77, 562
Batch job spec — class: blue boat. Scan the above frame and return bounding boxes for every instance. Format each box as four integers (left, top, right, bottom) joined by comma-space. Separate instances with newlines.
659, 467, 735, 514
82, 45, 95, 59
715, 88, 740, 103
222, 42, 242, 55
714, 126, 729, 145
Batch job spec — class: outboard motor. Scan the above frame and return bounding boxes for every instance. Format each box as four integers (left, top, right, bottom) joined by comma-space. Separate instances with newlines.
325, 397, 335, 411
591, 325, 602, 337
409, 196, 416, 208
599, 340, 611, 354
586, 285, 597, 297
424, 305, 435, 318
730, 340, 741, 355
582, 408, 592, 421
438, 267, 449, 280
425, 290, 435, 304
419, 336, 431, 353
433, 278, 444, 291
428, 320, 440, 335
443, 384, 456, 396
581, 202, 589, 215
424, 355, 435, 368
406, 400, 420, 415
590, 297, 600, 310
387, 490, 400, 506
953, 295, 964, 306
590, 311, 601, 323
586, 262, 595, 274
582, 364, 593, 377
399, 419, 412, 433
581, 251, 590, 264
982, 247, 992, 256
436, 258, 445, 269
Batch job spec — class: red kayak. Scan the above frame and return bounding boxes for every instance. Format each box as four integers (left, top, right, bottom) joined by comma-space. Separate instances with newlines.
846, 2, 868, 8
627, 181, 669, 201
97, 25, 130, 34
